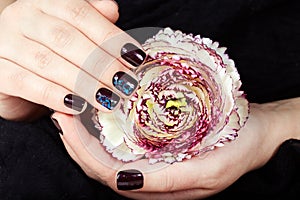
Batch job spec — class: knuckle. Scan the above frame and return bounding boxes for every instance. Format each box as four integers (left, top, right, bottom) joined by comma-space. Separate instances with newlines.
40, 84, 55, 103
161, 171, 176, 192
34, 50, 53, 69
51, 25, 73, 48
100, 29, 119, 44
8, 71, 27, 90
204, 177, 222, 189
66, 2, 89, 25
201, 169, 223, 189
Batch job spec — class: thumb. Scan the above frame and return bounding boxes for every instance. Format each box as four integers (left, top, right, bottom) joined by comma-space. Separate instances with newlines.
88, 0, 119, 23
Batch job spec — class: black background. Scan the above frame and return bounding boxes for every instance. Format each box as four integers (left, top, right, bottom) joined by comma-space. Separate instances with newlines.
1, 0, 300, 199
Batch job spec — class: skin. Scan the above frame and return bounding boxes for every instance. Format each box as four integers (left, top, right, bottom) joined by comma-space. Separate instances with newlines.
0, 0, 15, 13
1, 1, 300, 199
53, 98, 300, 200
0, 0, 140, 121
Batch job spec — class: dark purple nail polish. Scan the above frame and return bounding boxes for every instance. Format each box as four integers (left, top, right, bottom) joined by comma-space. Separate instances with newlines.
50, 116, 63, 135
113, 71, 138, 96
117, 169, 144, 191
64, 94, 86, 112
121, 43, 146, 67
95, 88, 120, 110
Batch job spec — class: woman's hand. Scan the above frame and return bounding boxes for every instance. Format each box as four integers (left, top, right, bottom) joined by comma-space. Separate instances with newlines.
51, 98, 300, 200
0, 0, 146, 121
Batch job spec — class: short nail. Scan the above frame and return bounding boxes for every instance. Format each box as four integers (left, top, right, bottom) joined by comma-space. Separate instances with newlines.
113, 71, 138, 96
64, 94, 87, 112
121, 43, 146, 67
117, 169, 144, 191
95, 88, 120, 110
50, 116, 63, 135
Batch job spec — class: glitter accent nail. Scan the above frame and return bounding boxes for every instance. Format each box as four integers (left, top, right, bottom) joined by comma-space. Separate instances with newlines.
95, 88, 120, 110
113, 71, 138, 96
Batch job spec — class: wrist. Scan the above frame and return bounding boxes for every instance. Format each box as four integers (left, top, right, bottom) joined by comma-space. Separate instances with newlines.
261, 98, 300, 140
245, 100, 298, 170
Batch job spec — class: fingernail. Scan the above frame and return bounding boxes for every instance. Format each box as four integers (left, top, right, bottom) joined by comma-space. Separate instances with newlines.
113, 71, 138, 96
95, 88, 120, 110
50, 116, 63, 135
117, 169, 144, 191
121, 43, 146, 67
64, 94, 87, 112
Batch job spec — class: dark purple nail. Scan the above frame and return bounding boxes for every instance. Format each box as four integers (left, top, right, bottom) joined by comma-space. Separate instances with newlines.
50, 116, 63, 135
95, 88, 120, 110
113, 71, 138, 96
121, 43, 146, 67
64, 94, 86, 112
117, 169, 144, 191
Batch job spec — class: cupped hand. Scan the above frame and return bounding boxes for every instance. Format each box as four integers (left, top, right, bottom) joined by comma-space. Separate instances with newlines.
51, 102, 288, 200
0, 0, 146, 121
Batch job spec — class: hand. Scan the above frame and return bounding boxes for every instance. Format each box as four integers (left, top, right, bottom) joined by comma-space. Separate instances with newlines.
51, 101, 295, 200
0, 0, 146, 121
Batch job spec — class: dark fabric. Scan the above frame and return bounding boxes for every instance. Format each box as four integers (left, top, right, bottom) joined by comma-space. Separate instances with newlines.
116, 0, 300, 103
1, 0, 300, 199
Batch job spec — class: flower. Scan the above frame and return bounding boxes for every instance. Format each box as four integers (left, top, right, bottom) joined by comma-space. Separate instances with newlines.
93, 28, 249, 164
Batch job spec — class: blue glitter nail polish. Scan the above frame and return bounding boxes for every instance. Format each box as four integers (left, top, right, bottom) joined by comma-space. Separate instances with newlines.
113, 72, 138, 96
96, 88, 120, 110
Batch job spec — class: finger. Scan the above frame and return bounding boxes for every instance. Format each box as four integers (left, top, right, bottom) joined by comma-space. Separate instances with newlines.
2, 34, 138, 112
87, 0, 119, 23
0, 58, 86, 114
116, 159, 203, 192
51, 111, 122, 185
20, 8, 103, 68
114, 119, 260, 193
117, 131, 252, 193
116, 144, 241, 193
36, 0, 146, 68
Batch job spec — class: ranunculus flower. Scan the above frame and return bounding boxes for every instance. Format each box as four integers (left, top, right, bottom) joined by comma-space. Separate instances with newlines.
93, 28, 249, 164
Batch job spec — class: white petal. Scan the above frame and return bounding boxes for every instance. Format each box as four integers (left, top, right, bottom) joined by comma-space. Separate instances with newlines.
111, 143, 142, 162
98, 112, 124, 148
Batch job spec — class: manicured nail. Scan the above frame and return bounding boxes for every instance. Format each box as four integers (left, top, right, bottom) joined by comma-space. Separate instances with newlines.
95, 88, 120, 110
117, 169, 144, 191
121, 43, 146, 67
64, 94, 87, 112
50, 116, 63, 135
113, 71, 138, 96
